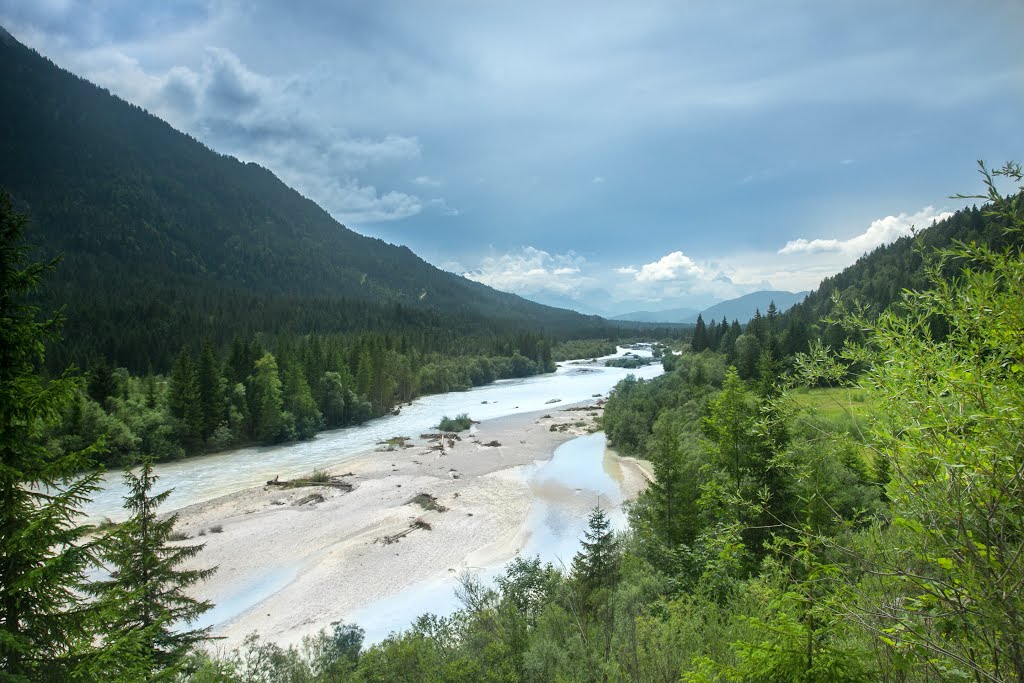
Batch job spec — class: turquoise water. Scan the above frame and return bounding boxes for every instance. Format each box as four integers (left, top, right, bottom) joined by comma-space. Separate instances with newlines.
85, 346, 662, 521
348, 432, 630, 643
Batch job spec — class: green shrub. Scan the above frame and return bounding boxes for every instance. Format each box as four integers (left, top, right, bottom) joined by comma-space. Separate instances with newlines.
437, 413, 473, 432
309, 468, 331, 483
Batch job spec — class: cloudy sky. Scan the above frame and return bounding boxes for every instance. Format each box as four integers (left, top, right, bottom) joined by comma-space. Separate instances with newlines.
3, 1, 1022, 315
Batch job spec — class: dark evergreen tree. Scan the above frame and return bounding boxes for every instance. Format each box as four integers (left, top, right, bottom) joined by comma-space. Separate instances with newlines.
318, 371, 347, 429
87, 358, 119, 408
282, 361, 322, 440
196, 340, 225, 442
0, 191, 102, 680
571, 506, 620, 598
691, 314, 707, 352
167, 348, 202, 447
88, 459, 215, 679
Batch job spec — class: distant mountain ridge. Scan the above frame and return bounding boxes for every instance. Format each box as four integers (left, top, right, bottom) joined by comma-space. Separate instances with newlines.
611, 306, 701, 324
695, 290, 809, 324
613, 290, 807, 325
0, 28, 607, 371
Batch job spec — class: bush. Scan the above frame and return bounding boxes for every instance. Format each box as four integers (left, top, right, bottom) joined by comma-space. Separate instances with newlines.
309, 468, 331, 483
437, 413, 473, 432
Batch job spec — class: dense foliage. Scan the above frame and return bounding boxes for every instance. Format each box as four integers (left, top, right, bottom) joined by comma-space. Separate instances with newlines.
0, 29, 615, 374
6, 39, 1024, 677
174, 164, 1024, 681
0, 192, 216, 680
0, 191, 104, 680
44, 330, 557, 467
772, 194, 1021, 358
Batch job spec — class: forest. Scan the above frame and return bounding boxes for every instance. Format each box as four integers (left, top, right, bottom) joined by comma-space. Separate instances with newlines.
3, 157, 1023, 681
0, 29, 627, 374
53, 327, 565, 468
168, 163, 1024, 682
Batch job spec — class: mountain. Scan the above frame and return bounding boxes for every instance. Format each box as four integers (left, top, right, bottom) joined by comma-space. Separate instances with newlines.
0, 28, 607, 371
694, 290, 808, 325
611, 307, 701, 324
774, 202, 1020, 357
613, 291, 807, 325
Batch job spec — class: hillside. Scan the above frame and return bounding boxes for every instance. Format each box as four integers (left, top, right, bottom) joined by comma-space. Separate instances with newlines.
775, 201, 1019, 356
611, 306, 700, 324
695, 290, 807, 325
613, 291, 806, 325
0, 27, 605, 371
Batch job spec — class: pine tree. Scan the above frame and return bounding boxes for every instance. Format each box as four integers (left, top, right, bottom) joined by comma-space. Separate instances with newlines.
196, 340, 226, 443
87, 358, 119, 408
167, 348, 202, 447
0, 191, 103, 679
318, 371, 347, 428
692, 314, 707, 352
571, 505, 619, 598
88, 458, 215, 680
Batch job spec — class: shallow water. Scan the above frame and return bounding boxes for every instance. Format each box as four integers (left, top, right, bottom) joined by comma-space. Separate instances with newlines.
194, 565, 300, 631
347, 432, 631, 644
85, 346, 662, 521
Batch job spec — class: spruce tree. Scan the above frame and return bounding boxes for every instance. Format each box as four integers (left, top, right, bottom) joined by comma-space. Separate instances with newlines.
570, 505, 619, 598
691, 314, 707, 352
196, 340, 225, 442
88, 458, 215, 680
167, 348, 202, 447
0, 191, 103, 680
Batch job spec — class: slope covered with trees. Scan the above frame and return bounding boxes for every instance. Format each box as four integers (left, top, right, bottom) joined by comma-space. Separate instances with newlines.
772, 196, 1019, 357
0, 26, 608, 373
175, 163, 1024, 682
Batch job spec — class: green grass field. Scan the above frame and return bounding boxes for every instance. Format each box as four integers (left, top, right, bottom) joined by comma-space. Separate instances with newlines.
788, 386, 882, 470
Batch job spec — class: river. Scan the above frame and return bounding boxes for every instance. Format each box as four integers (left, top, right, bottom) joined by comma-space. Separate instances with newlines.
85, 345, 663, 521
348, 431, 635, 643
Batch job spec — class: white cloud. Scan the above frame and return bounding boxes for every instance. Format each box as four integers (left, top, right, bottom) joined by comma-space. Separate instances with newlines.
463, 247, 590, 296
591, 176, 605, 184
635, 251, 705, 282
606, 250, 772, 309
30, 41, 429, 225
779, 206, 953, 257
413, 175, 442, 187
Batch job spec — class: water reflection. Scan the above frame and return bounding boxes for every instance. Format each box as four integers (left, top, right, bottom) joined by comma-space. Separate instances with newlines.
348, 432, 631, 643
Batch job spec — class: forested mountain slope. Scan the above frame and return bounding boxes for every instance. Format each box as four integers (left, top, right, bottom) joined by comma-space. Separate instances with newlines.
0, 27, 605, 371
774, 200, 1020, 356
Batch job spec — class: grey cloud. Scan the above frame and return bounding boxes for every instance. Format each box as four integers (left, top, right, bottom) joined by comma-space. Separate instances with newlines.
202, 48, 263, 116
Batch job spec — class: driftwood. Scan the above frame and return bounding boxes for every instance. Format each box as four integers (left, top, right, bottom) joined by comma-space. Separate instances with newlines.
421, 432, 464, 441
266, 474, 354, 491
375, 518, 433, 545
567, 404, 603, 411
482, 440, 501, 447
293, 493, 325, 506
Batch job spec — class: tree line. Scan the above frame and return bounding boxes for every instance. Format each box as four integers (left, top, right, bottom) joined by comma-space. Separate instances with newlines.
7, 164, 1024, 681
55, 328, 560, 468
175, 162, 1024, 681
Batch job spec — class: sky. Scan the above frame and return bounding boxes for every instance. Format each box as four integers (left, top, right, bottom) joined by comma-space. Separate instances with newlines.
2, 1, 1022, 316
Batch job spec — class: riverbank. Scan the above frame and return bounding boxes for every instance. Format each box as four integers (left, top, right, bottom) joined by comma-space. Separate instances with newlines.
171, 400, 650, 650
